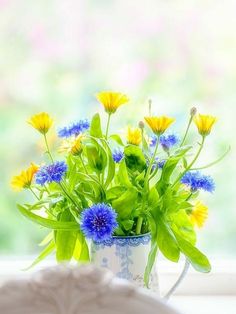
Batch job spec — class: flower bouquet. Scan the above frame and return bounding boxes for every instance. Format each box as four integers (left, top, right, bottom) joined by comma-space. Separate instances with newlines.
12, 92, 226, 289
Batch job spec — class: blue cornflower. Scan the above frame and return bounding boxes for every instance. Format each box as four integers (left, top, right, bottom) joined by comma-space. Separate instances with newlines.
58, 119, 90, 138
81, 203, 118, 243
181, 171, 215, 193
112, 149, 124, 163
160, 134, 179, 150
35, 161, 67, 185
149, 136, 158, 147
157, 159, 166, 169
147, 157, 166, 171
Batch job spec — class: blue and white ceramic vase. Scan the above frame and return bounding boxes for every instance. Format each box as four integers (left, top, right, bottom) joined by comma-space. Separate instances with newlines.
91, 233, 159, 292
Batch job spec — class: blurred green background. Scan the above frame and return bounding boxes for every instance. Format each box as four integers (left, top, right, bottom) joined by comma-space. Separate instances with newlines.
0, 0, 235, 258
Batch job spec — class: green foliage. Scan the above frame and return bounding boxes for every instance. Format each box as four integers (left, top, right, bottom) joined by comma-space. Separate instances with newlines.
55, 210, 79, 261
90, 113, 103, 138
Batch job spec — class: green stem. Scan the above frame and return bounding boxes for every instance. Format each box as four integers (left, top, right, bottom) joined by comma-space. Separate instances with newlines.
185, 192, 193, 201
138, 137, 159, 235
43, 134, 54, 163
59, 182, 79, 209
144, 137, 159, 190
180, 116, 193, 146
136, 217, 143, 235
79, 155, 88, 174
29, 187, 40, 200
173, 136, 205, 188
105, 113, 111, 140
191, 145, 230, 170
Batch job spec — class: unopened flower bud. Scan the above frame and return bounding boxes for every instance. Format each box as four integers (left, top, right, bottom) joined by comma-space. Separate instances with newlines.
190, 107, 197, 117
139, 121, 145, 129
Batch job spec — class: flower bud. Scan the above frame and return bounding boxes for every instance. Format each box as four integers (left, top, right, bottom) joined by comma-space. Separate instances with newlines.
190, 107, 197, 117
138, 121, 145, 129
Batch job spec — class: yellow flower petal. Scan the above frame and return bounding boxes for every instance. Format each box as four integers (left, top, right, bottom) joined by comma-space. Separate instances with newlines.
193, 114, 217, 136
126, 127, 142, 146
59, 134, 84, 155
11, 163, 39, 191
144, 116, 175, 135
96, 91, 129, 114
28, 112, 53, 134
189, 201, 208, 228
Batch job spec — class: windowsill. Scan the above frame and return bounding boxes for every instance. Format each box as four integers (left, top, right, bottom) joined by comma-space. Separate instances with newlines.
171, 296, 236, 314
0, 257, 235, 296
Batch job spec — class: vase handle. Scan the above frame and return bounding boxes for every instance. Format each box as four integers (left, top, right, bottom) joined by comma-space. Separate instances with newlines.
163, 258, 190, 300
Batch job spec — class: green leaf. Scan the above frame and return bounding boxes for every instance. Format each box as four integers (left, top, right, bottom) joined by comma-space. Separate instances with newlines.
144, 240, 158, 287
117, 160, 132, 187
121, 219, 134, 231
86, 143, 107, 172
39, 232, 53, 247
142, 135, 149, 153
106, 186, 126, 201
171, 210, 196, 245
103, 141, 115, 189
17, 205, 80, 230
73, 233, 83, 261
109, 134, 124, 146
148, 187, 159, 212
90, 113, 103, 138
174, 231, 211, 273
157, 220, 180, 262
79, 239, 90, 262
56, 210, 78, 262
112, 188, 138, 219
124, 145, 146, 172
24, 240, 55, 270
135, 170, 146, 185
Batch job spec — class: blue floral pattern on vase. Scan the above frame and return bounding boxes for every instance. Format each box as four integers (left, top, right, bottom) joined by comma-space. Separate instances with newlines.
115, 244, 133, 280
91, 233, 159, 292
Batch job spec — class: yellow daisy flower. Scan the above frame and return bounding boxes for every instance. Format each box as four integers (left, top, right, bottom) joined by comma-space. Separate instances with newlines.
11, 163, 39, 191
59, 134, 84, 156
189, 201, 208, 228
194, 114, 217, 136
127, 127, 142, 146
96, 91, 129, 114
144, 116, 175, 135
28, 112, 53, 134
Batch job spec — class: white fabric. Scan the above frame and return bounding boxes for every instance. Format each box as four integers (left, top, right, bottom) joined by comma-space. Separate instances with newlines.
0, 265, 180, 314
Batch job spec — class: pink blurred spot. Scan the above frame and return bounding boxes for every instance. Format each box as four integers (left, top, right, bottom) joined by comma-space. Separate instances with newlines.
29, 24, 64, 59
116, 61, 149, 88
0, 0, 10, 8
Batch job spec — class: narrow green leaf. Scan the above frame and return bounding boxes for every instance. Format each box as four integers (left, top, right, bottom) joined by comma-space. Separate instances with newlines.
39, 232, 53, 247
17, 205, 79, 230
144, 240, 158, 287
191, 145, 231, 170
24, 241, 55, 270
103, 142, 115, 189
